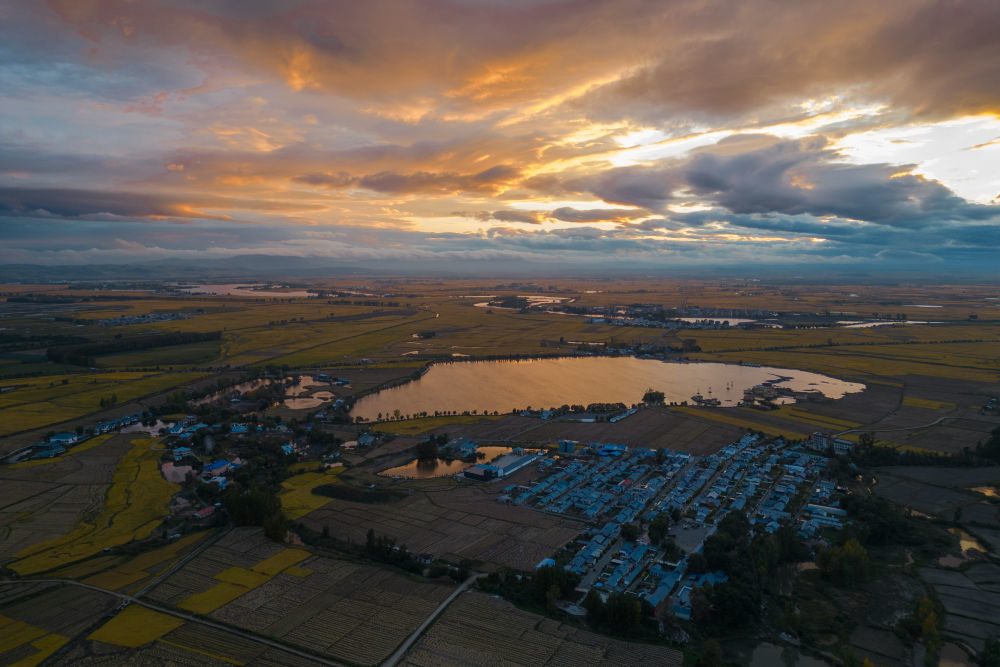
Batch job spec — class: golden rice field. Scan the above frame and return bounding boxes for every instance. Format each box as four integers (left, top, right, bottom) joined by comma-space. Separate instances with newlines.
81, 532, 208, 593
88, 605, 183, 648
0, 614, 69, 666
279, 467, 344, 519
177, 548, 310, 614
10, 437, 179, 575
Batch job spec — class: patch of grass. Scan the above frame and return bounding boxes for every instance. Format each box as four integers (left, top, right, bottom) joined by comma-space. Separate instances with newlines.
88, 605, 183, 648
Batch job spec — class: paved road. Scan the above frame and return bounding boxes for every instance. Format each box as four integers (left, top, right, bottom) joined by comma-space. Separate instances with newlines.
7, 578, 345, 666
382, 573, 479, 667
835, 415, 963, 436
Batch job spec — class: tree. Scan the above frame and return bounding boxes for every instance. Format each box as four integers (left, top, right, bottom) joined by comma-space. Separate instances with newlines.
648, 513, 671, 546
546, 584, 560, 614
415, 437, 439, 460
818, 538, 870, 587
642, 388, 665, 405
700, 640, 724, 667
982, 635, 1000, 667
621, 522, 640, 542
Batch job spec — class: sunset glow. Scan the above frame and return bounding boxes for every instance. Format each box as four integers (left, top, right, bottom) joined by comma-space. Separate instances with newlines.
2, 0, 998, 271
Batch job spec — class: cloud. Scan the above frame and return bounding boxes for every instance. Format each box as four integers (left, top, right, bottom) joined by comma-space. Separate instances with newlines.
549, 207, 646, 223
292, 165, 519, 195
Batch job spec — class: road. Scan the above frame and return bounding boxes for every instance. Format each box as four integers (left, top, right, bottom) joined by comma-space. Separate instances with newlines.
6, 578, 346, 667
134, 525, 231, 598
835, 415, 962, 436
381, 573, 479, 667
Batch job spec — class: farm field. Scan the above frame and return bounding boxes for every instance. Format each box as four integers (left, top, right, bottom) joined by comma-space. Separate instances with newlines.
919, 566, 1000, 653
146, 528, 456, 665
516, 406, 746, 455
301, 477, 582, 571
279, 466, 344, 519
9, 437, 179, 575
0, 434, 134, 564
401, 590, 683, 666
0, 581, 115, 666
2, 280, 998, 458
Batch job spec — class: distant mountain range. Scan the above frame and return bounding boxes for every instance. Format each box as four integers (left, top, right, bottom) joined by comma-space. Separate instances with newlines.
0, 254, 991, 282
0, 255, 366, 282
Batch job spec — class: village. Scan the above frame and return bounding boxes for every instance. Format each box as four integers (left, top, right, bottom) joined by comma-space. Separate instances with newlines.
485, 432, 851, 624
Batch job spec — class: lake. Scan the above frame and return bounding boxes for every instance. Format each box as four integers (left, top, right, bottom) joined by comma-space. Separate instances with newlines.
350, 357, 864, 421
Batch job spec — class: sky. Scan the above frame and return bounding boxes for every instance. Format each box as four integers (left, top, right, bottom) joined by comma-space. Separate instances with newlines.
1, 0, 999, 273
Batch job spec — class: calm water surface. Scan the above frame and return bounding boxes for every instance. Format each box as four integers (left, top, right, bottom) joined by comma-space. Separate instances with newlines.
351, 357, 864, 421
380, 445, 515, 479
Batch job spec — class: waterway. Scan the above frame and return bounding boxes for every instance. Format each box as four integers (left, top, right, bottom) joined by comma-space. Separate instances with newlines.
379, 445, 515, 479
350, 357, 864, 421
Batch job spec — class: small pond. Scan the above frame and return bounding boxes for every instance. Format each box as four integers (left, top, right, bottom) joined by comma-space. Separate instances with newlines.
379, 446, 515, 479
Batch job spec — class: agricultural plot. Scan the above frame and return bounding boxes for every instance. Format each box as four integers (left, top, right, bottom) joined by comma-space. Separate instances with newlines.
147, 528, 455, 665
400, 590, 683, 666
9, 437, 179, 575
209, 557, 454, 665
302, 482, 581, 570
920, 567, 1000, 652
0, 370, 209, 443
81, 531, 209, 593
0, 434, 133, 563
0, 582, 114, 666
372, 413, 503, 436
279, 467, 344, 519
518, 406, 748, 455
872, 472, 980, 516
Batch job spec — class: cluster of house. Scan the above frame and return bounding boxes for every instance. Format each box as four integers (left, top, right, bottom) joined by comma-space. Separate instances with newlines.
162, 446, 244, 505
522, 433, 846, 621
94, 412, 143, 434
514, 445, 664, 518
463, 449, 544, 481
806, 431, 856, 455
96, 311, 196, 327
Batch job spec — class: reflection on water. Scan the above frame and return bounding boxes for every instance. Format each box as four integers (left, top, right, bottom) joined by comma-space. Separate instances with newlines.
970, 486, 998, 498
938, 527, 987, 567
284, 391, 334, 410
380, 446, 514, 479
193, 375, 336, 409
351, 357, 864, 421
